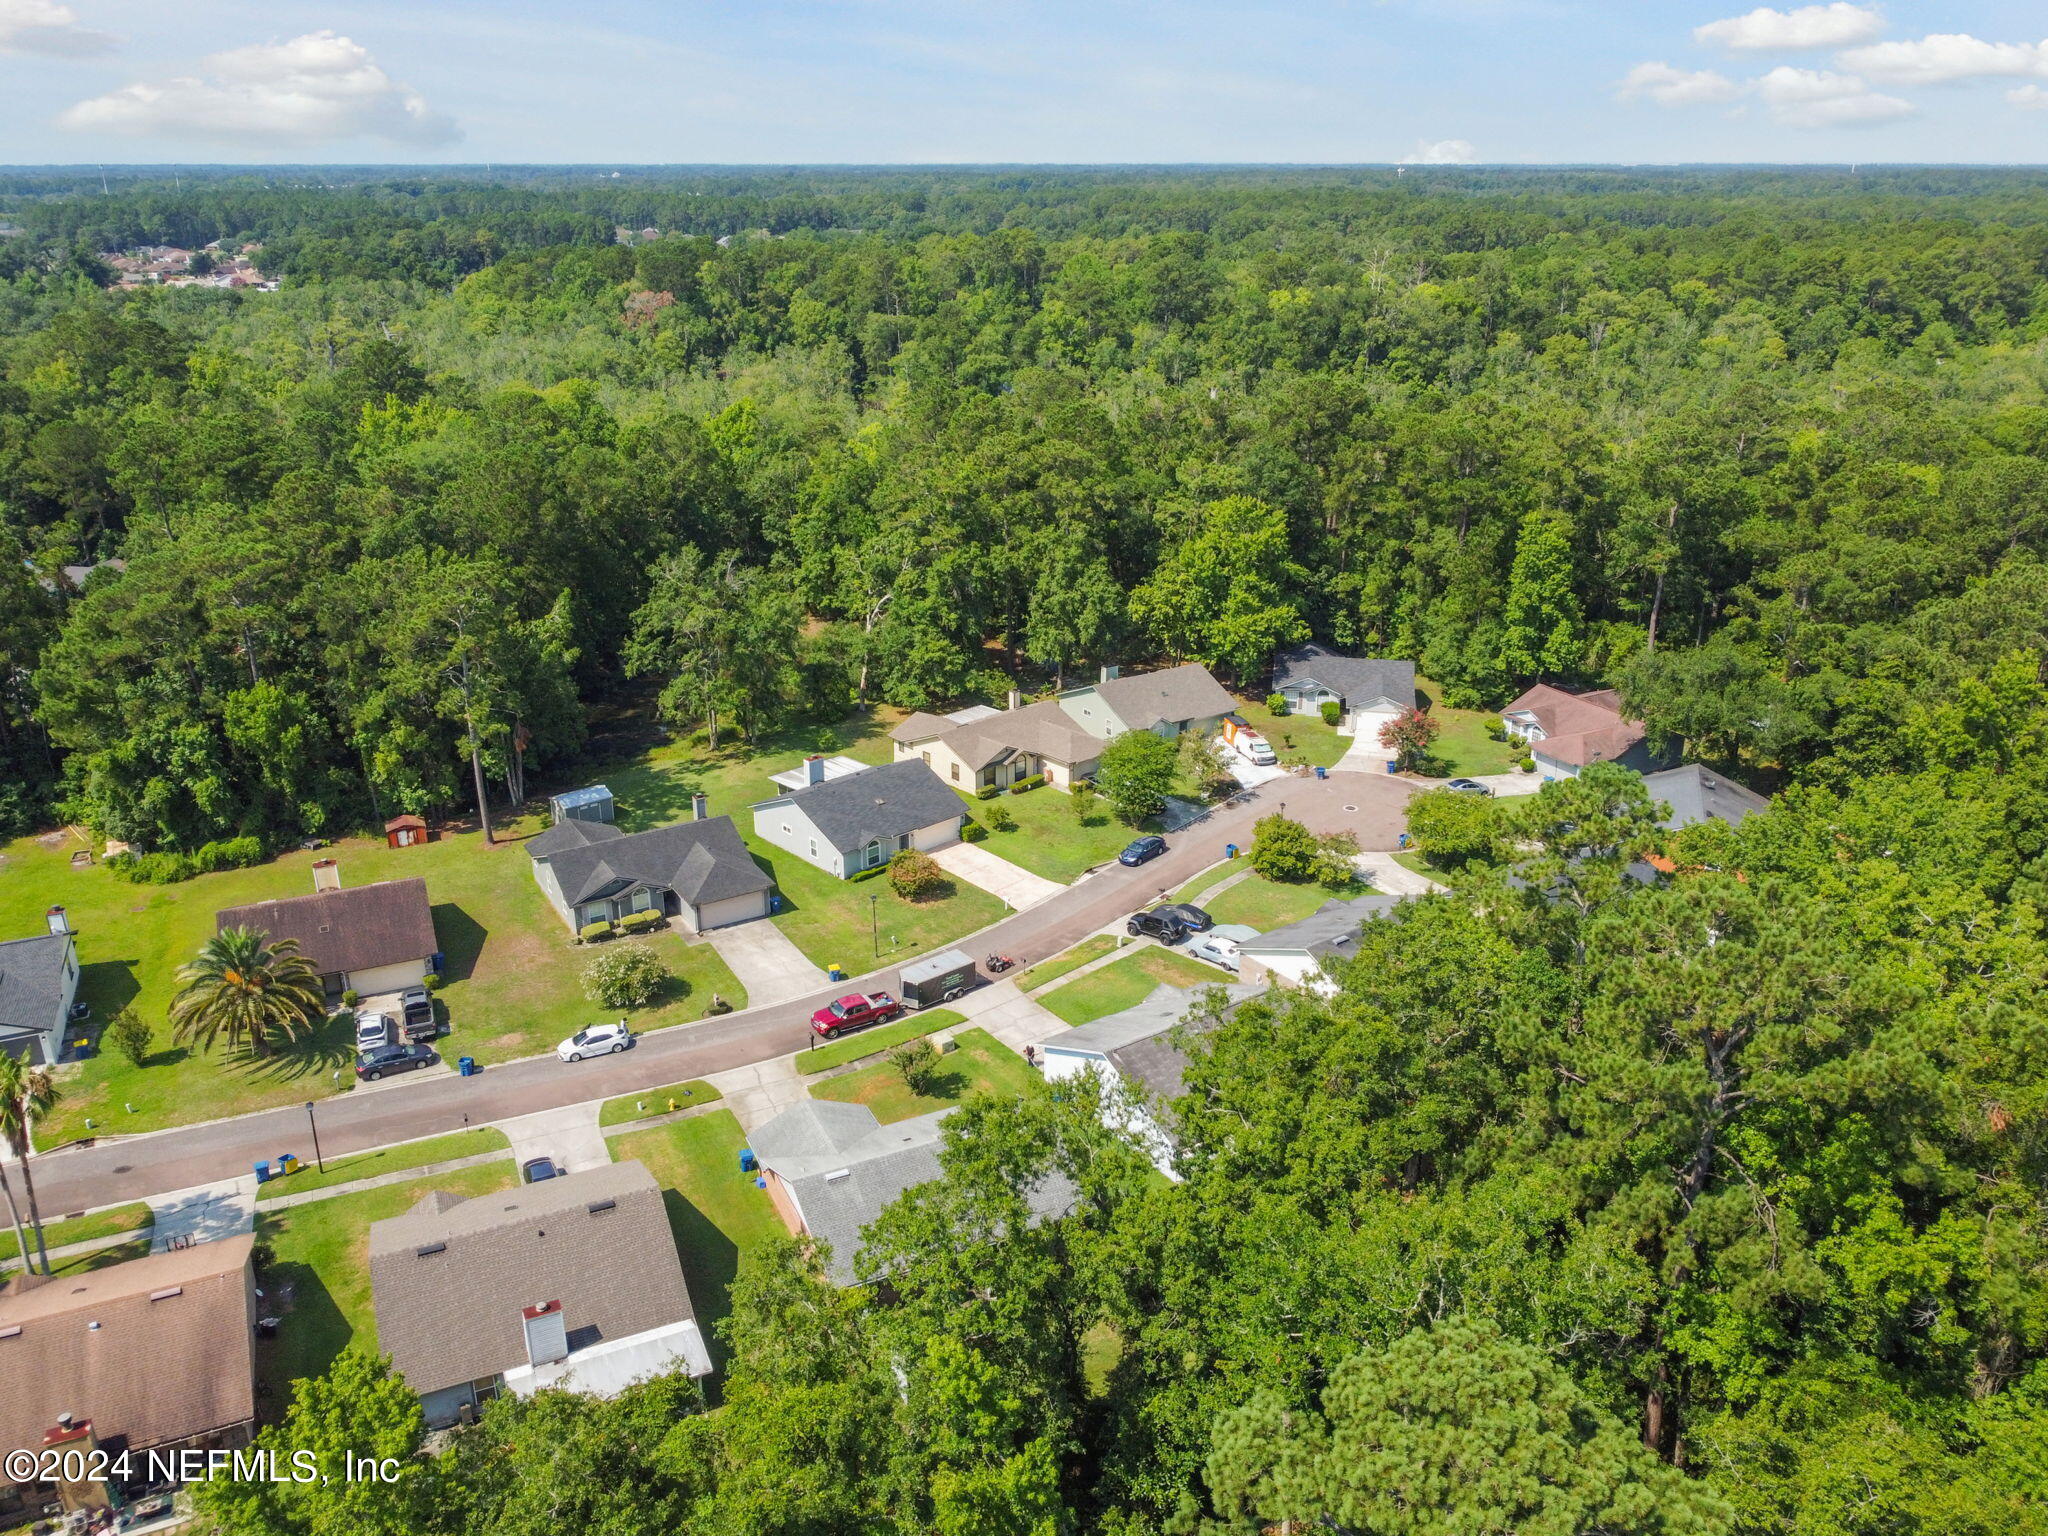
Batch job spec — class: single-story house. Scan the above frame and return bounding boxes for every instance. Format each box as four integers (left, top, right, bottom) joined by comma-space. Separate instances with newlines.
1500, 685, 1662, 777
1235, 893, 1405, 992
891, 696, 1107, 793
1639, 764, 1770, 831
1039, 982, 1261, 1176
0, 1235, 257, 1525
0, 911, 79, 1066
525, 806, 772, 933
1055, 662, 1238, 744
217, 869, 438, 998
1270, 644, 1416, 743
751, 758, 966, 879
749, 1099, 1074, 1285
368, 1161, 710, 1429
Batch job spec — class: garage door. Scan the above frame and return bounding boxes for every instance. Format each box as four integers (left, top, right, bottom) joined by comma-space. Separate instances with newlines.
1352, 708, 1400, 752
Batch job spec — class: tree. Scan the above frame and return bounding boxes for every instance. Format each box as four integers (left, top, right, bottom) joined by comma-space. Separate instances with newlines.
1097, 729, 1179, 824
106, 1006, 152, 1067
168, 927, 325, 1058
1177, 730, 1232, 796
1202, 1316, 1728, 1535
1403, 785, 1504, 870
1499, 506, 1583, 681
889, 848, 947, 899
1249, 813, 1320, 882
581, 942, 670, 1009
626, 546, 801, 751
1375, 706, 1440, 771
1128, 497, 1310, 683
0, 1054, 58, 1276
891, 1037, 942, 1095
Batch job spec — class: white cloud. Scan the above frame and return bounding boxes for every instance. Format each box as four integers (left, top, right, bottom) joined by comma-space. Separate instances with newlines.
59, 30, 459, 146
1694, 4, 1884, 52
1400, 138, 1476, 164
1754, 65, 1914, 126
0, 0, 115, 57
2012, 84, 2048, 110
1618, 61, 1741, 107
1839, 34, 2048, 86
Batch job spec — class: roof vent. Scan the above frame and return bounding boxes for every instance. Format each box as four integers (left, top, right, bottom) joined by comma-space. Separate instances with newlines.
586, 1199, 616, 1215
414, 1243, 447, 1258
0, 1325, 21, 1339
824, 1168, 852, 1183
147, 1287, 183, 1302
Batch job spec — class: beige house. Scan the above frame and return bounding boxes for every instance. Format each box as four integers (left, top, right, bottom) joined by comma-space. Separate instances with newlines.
217, 866, 438, 998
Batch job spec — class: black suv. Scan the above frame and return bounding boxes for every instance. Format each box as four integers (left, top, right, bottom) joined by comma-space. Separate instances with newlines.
1162, 903, 1213, 933
1127, 907, 1189, 942
355, 1042, 437, 1082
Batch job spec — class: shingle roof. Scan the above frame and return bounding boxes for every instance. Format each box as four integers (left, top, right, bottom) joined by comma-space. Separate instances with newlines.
759, 759, 965, 852
1271, 644, 1416, 709
528, 815, 770, 908
906, 699, 1104, 771
1640, 764, 1770, 831
0, 1234, 255, 1481
1502, 685, 1649, 769
216, 879, 437, 977
1051, 982, 1263, 1103
890, 712, 955, 744
1238, 894, 1404, 963
0, 932, 72, 1043
368, 1161, 696, 1398
1093, 663, 1237, 731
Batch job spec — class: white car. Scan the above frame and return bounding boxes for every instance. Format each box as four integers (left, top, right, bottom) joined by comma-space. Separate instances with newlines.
353, 1011, 395, 1051
556, 1022, 632, 1062
1185, 923, 1259, 972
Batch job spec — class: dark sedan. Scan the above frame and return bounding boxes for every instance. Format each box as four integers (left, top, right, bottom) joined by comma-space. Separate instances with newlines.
354, 1042, 437, 1082
1118, 835, 1167, 867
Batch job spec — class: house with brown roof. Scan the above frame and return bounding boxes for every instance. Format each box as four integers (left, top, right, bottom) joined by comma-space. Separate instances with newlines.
1500, 685, 1663, 778
0, 1236, 257, 1525
368, 1161, 709, 1428
216, 863, 438, 998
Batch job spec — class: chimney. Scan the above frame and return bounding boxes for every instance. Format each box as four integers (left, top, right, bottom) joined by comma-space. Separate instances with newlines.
691, 793, 709, 821
522, 1300, 569, 1367
1006, 689, 1021, 712
804, 755, 826, 785
311, 859, 341, 894
1100, 664, 1120, 683
45, 906, 70, 937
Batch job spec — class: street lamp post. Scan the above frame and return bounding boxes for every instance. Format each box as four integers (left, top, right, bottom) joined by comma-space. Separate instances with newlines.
870, 893, 880, 958
303, 1101, 326, 1174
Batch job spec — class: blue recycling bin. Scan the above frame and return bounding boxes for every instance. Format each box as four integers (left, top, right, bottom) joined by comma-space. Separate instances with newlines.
1398, 832, 1410, 850
828, 967, 845, 983
1385, 759, 1397, 774
770, 893, 782, 914
739, 1148, 758, 1173
253, 1160, 272, 1184
458, 1055, 476, 1077
1225, 842, 1238, 859
1315, 765, 1327, 779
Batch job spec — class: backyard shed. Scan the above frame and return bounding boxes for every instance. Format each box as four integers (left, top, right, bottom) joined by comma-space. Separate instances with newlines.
549, 785, 615, 827
384, 814, 429, 848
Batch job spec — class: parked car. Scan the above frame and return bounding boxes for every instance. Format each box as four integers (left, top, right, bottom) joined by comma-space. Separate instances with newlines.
1186, 923, 1259, 971
521, 1157, 559, 1184
556, 1022, 633, 1061
399, 986, 436, 1040
1127, 907, 1188, 942
353, 1012, 394, 1052
810, 991, 904, 1040
1444, 779, 1493, 795
1164, 903, 1214, 933
1118, 835, 1167, 867
355, 1042, 436, 1082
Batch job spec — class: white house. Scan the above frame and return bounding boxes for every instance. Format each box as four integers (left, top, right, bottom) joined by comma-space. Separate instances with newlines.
751, 758, 966, 879
1270, 644, 1416, 747
0, 910, 81, 1066
1234, 894, 1404, 993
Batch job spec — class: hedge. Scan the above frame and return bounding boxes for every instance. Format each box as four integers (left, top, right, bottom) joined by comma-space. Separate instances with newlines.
1007, 774, 1046, 795
619, 910, 664, 934
848, 863, 890, 883
975, 783, 1004, 800
578, 919, 617, 942
109, 834, 266, 885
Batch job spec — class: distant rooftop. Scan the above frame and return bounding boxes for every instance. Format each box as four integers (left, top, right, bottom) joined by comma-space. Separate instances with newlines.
768, 754, 869, 792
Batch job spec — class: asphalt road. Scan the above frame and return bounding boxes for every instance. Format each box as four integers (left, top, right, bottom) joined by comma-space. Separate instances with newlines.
30, 772, 1416, 1214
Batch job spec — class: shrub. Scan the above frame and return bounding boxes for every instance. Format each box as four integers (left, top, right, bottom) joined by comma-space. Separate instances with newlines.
888, 848, 946, 899
1266, 693, 1289, 715
106, 1008, 152, 1067
582, 942, 670, 1010
341, 989, 361, 1007
961, 819, 989, 843
1007, 774, 1045, 794
848, 863, 890, 883
1378, 707, 1443, 772
1250, 813, 1321, 882
1520, 755, 1537, 772
984, 804, 1017, 833
578, 919, 616, 943
975, 783, 1004, 800
889, 1037, 941, 1095
423, 972, 443, 991
1069, 781, 1100, 820
1487, 722, 1508, 742
108, 835, 266, 885
619, 910, 664, 934
1317, 699, 1340, 725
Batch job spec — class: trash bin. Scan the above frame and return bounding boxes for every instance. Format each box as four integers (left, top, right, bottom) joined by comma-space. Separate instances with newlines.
739, 1148, 758, 1173
827, 967, 845, 983
770, 893, 782, 914
458, 1055, 476, 1077
1315, 765, 1327, 779
253, 1160, 271, 1184
1398, 832, 1410, 850
1385, 759, 1397, 774
277, 1153, 300, 1176
1225, 842, 1238, 859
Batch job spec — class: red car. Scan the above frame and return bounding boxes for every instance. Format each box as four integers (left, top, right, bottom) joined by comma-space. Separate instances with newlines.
810, 991, 903, 1040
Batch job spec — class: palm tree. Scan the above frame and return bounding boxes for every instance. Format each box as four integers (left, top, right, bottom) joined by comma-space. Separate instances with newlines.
170, 927, 326, 1059
0, 1053, 59, 1276
0, 1154, 35, 1279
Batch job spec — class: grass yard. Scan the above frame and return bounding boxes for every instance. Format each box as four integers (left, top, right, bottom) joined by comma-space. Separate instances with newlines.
254, 1127, 510, 1202
1235, 698, 1350, 770
1202, 873, 1366, 931
0, 1201, 153, 1264
1413, 676, 1524, 778
1017, 935, 1118, 992
47, 1236, 152, 1277
253, 1161, 516, 1411
810, 1026, 1036, 1124
610, 1110, 787, 1381
598, 1079, 722, 1127
965, 785, 1141, 884
1040, 948, 1233, 1026
795, 1009, 963, 1075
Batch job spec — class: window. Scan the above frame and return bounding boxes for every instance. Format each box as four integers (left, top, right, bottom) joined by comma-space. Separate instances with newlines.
922, 751, 932, 766
950, 762, 960, 781
865, 840, 884, 869
898, 834, 910, 852
808, 838, 818, 859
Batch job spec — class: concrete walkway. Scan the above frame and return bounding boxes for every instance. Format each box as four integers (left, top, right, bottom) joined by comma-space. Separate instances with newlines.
704, 1057, 809, 1135
1334, 732, 1396, 775
496, 1103, 610, 1174
1353, 850, 1446, 896
932, 843, 1065, 910
943, 980, 1069, 1053
148, 1178, 255, 1252
706, 922, 829, 1008
256, 1150, 509, 1211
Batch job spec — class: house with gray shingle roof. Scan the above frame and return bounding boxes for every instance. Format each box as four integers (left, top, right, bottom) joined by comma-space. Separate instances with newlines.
1639, 764, 1770, 831
1056, 662, 1238, 742
525, 806, 772, 933
1235, 894, 1405, 993
1270, 644, 1416, 744
0, 915, 79, 1067
750, 758, 966, 879
891, 697, 1107, 793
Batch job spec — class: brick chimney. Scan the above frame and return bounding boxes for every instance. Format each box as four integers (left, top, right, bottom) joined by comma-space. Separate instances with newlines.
311, 859, 341, 893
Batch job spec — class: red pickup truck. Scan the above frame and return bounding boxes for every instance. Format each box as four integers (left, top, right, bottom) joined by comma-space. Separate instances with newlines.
810, 991, 903, 1040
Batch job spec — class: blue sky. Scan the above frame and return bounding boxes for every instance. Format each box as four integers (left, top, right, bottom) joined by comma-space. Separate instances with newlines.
3, 1, 2047, 163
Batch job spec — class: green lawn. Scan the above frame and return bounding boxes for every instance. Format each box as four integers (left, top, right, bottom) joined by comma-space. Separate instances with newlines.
48, 1236, 152, 1277
1413, 676, 1523, 777
0, 1201, 153, 1264
254, 1161, 516, 1410
810, 1026, 1036, 1124
1017, 935, 1118, 992
965, 785, 1139, 884
1040, 948, 1233, 1026
254, 1127, 510, 1202
795, 1009, 963, 1075
598, 1079, 722, 1127
1201, 873, 1367, 932
609, 1110, 787, 1381
1236, 699, 1349, 770
1392, 850, 1433, 877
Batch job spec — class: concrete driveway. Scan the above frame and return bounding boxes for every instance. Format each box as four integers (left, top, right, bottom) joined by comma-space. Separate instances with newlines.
1457, 771, 1548, 797
496, 1103, 607, 1175
706, 922, 829, 1008
931, 843, 1065, 909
